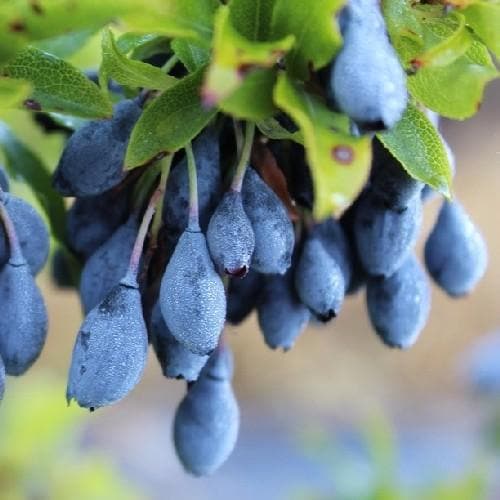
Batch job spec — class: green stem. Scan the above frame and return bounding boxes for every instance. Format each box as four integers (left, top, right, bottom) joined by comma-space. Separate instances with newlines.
161, 54, 179, 74
133, 162, 162, 211
185, 142, 200, 231
122, 188, 163, 286
231, 122, 255, 192
150, 154, 173, 248
233, 119, 243, 159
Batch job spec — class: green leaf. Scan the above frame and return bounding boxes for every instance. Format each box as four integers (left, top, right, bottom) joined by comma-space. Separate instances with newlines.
274, 73, 371, 218
463, 1, 500, 57
116, 33, 161, 53
125, 68, 217, 168
101, 29, 176, 91
0, 0, 139, 66
0, 78, 31, 110
219, 69, 277, 121
171, 39, 210, 72
256, 117, 304, 142
4, 47, 112, 118
115, 33, 171, 65
410, 13, 472, 68
33, 28, 98, 59
0, 0, 137, 42
394, 10, 499, 120
378, 104, 452, 197
203, 5, 294, 105
122, 0, 219, 47
407, 37, 498, 119
271, 0, 344, 79
383, 0, 424, 61
229, 0, 277, 41
0, 122, 66, 244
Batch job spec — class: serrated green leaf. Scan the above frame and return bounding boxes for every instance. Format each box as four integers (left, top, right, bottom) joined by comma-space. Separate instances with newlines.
203, 5, 294, 105
125, 68, 217, 168
274, 73, 371, 218
172, 39, 210, 72
271, 0, 344, 79
378, 104, 452, 196
229, 0, 277, 41
407, 37, 498, 119
0, 78, 31, 110
0, 122, 66, 244
395, 8, 500, 119
383, 0, 424, 44
4, 47, 112, 118
383, 0, 425, 72
122, 0, 219, 47
101, 29, 176, 91
463, 1, 500, 57
411, 13, 472, 68
219, 68, 277, 121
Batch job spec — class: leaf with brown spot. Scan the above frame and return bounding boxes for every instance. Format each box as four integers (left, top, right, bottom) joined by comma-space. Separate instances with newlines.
274, 73, 371, 218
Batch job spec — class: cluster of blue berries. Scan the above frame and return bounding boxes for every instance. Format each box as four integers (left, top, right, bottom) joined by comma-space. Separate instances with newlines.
0, 0, 488, 476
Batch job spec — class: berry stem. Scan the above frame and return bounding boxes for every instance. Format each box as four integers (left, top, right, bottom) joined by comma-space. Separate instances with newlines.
185, 142, 200, 231
133, 162, 162, 211
123, 188, 163, 286
150, 154, 173, 248
161, 54, 179, 74
231, 122, 255, 192
0, 194, 24, 266
233, 119, 243, 159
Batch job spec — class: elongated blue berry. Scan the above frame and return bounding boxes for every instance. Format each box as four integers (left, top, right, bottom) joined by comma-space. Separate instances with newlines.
242, 168, 294, 274
0, 203, 48, 376
207, 190, 255, 276
295, 236, 345, 322
67, 278, 148, 409
66, 188, 130, 258
53, 99, 141, 197
330, 0, 407, 130
367, 255, 430, 349
174, 346, 239, 476
313, 218, 352, 291
258, 271, 310, 351
0, 193, 49, 275
150, 302, 208, 382
80, 215, 138, 313
425, 200, 487, 297
354, 190, 422, 277
160, 229, 226, 355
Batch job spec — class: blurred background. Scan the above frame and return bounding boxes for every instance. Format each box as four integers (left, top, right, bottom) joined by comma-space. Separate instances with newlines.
0, 37, 499, 500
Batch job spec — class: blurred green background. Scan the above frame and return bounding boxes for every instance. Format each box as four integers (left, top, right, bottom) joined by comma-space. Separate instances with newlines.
0, 35, 499, 500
